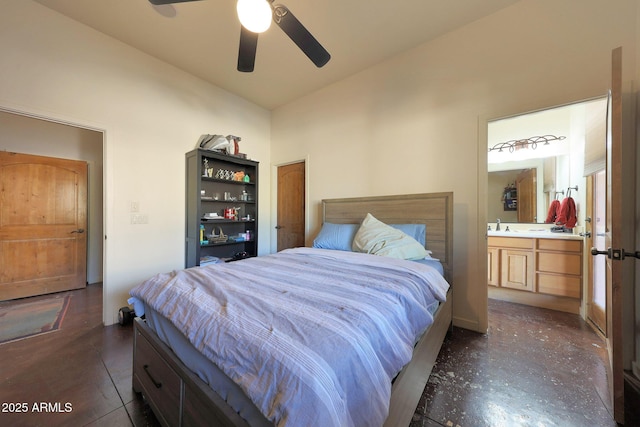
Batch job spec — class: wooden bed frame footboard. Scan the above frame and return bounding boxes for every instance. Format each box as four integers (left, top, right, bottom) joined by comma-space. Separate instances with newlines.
132, 192, 454, 427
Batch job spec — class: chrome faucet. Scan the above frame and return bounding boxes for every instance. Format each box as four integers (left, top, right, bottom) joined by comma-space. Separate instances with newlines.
496, 219, 501, 231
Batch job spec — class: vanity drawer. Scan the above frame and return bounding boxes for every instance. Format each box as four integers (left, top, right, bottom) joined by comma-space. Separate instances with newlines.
488, 237, 533, 250
134, 329, 182, 427
537, 252, 582, 276
537, 273, 581, 298
537, 238, 582, 253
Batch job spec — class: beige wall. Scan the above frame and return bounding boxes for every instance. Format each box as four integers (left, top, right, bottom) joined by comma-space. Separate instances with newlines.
271, 0, 639, 331
0, 1, 271, 325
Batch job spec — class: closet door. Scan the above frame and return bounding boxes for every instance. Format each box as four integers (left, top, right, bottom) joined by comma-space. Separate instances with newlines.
0, 152, 87, 300
276, 161, 305, 251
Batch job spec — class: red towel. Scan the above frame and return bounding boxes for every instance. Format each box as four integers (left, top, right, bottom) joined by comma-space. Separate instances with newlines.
556, 197, 577, 228
545, 199, 561, 223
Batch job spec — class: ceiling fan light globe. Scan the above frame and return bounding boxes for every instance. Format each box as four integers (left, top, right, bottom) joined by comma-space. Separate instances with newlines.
237, 0, 272, 33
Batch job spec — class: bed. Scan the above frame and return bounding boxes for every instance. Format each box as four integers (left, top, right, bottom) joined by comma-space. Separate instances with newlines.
130, 192, 453, 427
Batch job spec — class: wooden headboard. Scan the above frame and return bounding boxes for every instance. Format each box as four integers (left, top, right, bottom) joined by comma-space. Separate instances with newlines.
322, 192, 453, 283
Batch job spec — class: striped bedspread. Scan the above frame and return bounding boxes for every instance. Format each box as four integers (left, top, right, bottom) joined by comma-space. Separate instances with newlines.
129, 247, 450, 427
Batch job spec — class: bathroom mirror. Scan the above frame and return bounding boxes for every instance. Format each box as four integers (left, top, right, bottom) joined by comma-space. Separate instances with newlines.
486, 97, 607, 225
488, 156, 568, 224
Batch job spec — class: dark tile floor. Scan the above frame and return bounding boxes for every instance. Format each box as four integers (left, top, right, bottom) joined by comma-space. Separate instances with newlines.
0, 285, 617, 427
411, 299, 617, 427
0, 284, 159, 427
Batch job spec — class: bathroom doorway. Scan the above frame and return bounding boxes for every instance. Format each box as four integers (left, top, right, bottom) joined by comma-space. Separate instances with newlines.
486, 96, 607, 317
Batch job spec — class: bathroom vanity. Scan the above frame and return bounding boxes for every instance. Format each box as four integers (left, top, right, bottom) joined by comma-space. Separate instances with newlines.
488, 231, 583, 313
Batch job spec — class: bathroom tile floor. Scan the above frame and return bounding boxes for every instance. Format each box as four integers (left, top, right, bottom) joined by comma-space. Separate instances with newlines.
411, 298, 616, 427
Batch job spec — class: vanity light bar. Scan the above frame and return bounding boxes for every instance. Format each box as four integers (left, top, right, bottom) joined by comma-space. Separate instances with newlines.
489, 135, 566, 153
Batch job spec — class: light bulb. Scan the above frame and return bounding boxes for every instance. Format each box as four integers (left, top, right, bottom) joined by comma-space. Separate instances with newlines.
237, 0, 272, 33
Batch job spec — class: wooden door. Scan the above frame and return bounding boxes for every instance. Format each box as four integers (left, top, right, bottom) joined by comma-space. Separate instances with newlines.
599, 47, 626, 423
276, 161, 305, 251
586, 171, 607, 335
516, 168, 536, 222
0, 152, 87, 300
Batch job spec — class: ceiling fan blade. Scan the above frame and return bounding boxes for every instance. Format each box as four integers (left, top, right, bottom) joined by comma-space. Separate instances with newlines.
148, 0, 201, 5
238, 26, 259, 72
272, 4, 330, 68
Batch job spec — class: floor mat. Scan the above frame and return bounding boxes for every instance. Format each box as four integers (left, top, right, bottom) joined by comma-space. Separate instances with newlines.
0, 293, 71, 345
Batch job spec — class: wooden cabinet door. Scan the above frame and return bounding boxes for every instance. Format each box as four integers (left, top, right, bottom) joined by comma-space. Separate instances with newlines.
0, 152, 87, 300
488, 247, 500, 286
500, 249, 534, 292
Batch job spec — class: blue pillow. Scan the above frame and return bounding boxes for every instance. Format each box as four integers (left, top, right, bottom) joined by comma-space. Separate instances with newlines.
312, 223, 359, 251
390, 224, 426, 246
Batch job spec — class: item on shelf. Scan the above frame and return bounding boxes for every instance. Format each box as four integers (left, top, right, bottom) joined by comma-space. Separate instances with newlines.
215, 169, 236, 180
234, 171, 245, 181
198, 134, 231, 153
200, 255, 221, 265
222, 207, 241, 220
227, 135, 241, 155
243, 174, 250, 182
207, 227, 228, 243
225, 251, 249, 262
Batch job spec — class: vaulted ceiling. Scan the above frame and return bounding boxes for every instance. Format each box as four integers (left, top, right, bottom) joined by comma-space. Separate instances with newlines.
34, 0, 521, 109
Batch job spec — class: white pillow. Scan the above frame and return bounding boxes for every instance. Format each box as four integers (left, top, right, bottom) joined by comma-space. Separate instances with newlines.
352, 213, 428, 260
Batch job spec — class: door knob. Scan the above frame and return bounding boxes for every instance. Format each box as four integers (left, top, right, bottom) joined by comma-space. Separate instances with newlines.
591, 247, 640, 260
579, 231, 592, 238
619, 249, 640, 259
591, 247, 611, 257
275, 225, 282, 230
70, 229, 85, 234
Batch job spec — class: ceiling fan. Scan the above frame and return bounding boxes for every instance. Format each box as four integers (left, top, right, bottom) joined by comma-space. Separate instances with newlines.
148, 0, 331, 72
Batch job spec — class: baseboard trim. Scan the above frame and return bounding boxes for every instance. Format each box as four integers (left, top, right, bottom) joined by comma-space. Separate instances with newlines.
488, 286, 580, 314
